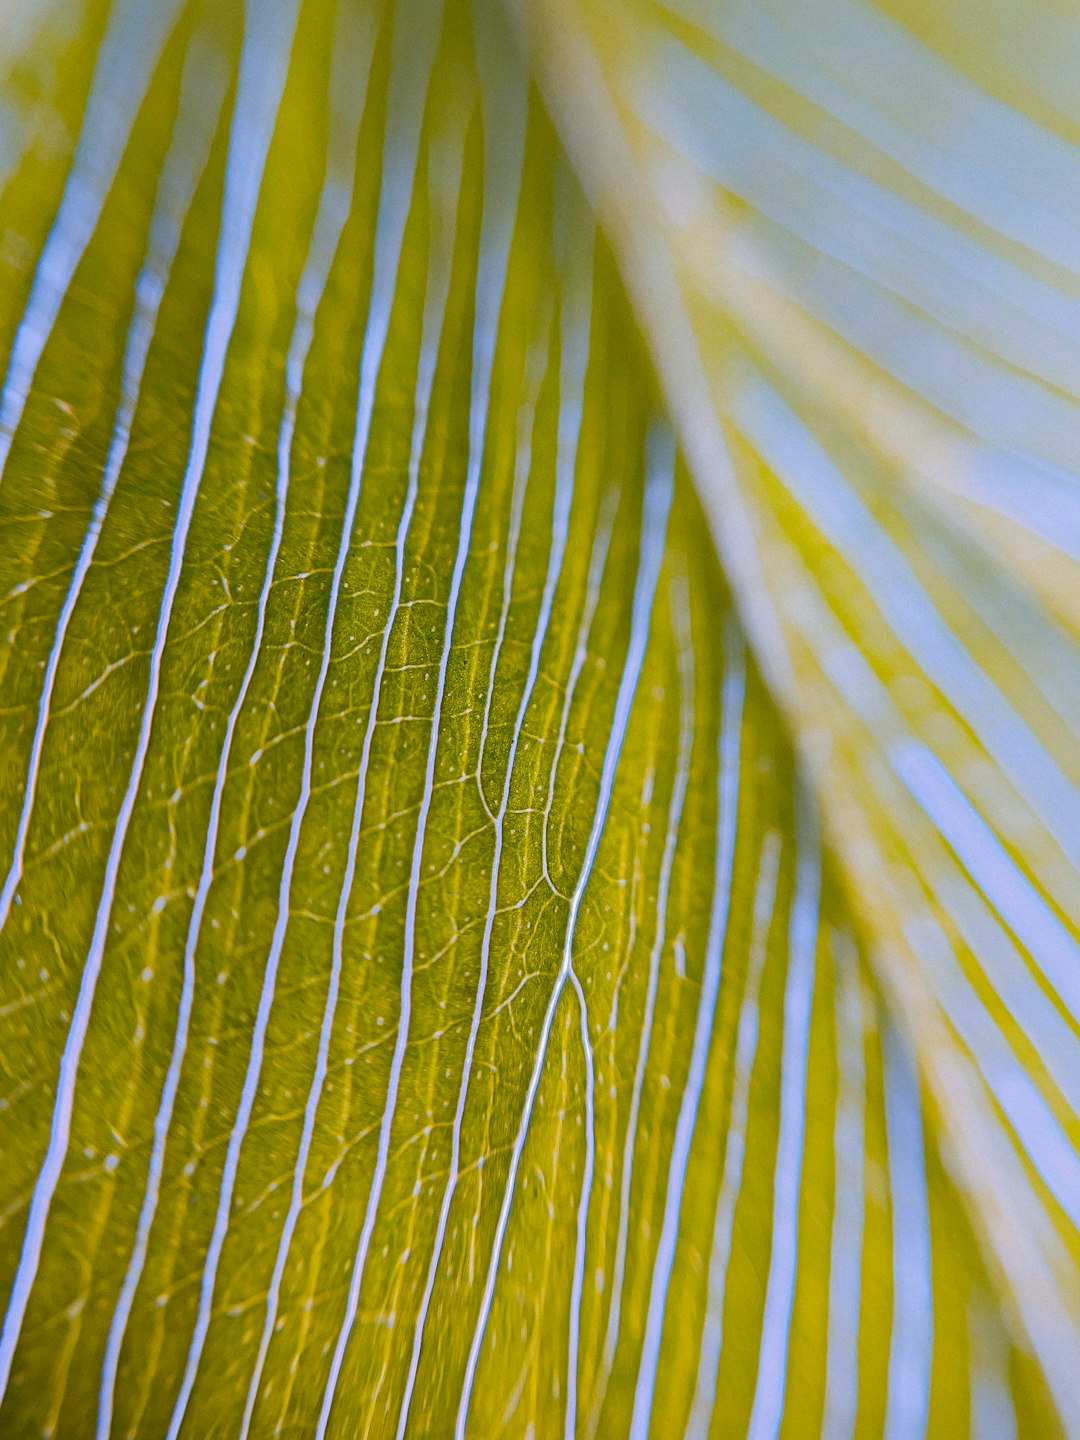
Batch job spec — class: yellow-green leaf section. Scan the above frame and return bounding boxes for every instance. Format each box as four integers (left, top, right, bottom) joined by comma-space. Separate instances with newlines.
0, 0, 1069, 1437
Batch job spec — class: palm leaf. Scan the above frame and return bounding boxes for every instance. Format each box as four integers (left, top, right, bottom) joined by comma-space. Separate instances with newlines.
0, 0, 1072, 1435
515, 0, 1080, 1421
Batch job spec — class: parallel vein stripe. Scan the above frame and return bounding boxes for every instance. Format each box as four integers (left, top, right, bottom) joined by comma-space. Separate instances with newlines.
0, 0, 185, 483
163, 4, 441, 1435
566, 962, 598, 1440
746, 792, 821, 1440
244, 77, 464, 1440
905, 881, 1080, 1233
887, 775, 1080, 1122
894, 741, 1080, 1021
566, 434, 674, 1440
686, 827, 783, 1439
512, 0, 799, 723
0, 0, 297, 1400
969, 1299, 1018, 1440
540, 481, 617, 895
784, 554, 1080, 1134
787, 558, 1080, 1225
731, 374, 1080, 885
641, 37, 1080, 405
90, 47, 257, 1437
456, 425, 674, 1440
238, 27, 446, 1440
882, 1023, 933, 1440
629, 610, 747, 1440
102, 9, 376, 1437
0, 30, 225, 933
393, 211, 575, 1440
667, 0, 1080, 275
592, 565, 695, 1429
473, 274, 554, 806
821, 932, 866, 1440
315, 9, 526, 1433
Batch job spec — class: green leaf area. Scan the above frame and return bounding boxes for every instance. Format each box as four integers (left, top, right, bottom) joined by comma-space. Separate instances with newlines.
0, 0, 1061, 1436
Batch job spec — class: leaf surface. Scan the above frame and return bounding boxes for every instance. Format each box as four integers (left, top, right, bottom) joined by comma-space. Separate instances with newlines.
0, 0, 1070, 1436
514, 0, 1080, 1426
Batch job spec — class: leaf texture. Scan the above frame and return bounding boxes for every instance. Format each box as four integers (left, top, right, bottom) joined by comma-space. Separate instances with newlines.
0, 0, 1071, 1436
513, 0, 1080, 1428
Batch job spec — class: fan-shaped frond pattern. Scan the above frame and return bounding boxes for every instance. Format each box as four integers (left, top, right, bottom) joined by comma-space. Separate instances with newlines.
0, 0, 1070, 1435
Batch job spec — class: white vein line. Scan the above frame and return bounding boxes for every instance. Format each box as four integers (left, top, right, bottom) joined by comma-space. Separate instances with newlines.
782, 552, 1080, 1144
541, 485, 619, 893
896, 912, 1080, 1431
162, 5, 441, 1435
98, 13, 377, 1440
474, 293, 553, 804
630, 613, 747, 1440
747, 791, 821, 1440
392, 229, 578, 1439
969, 1297, 1017, 1440
0, 0, 185, 483
0, 33, 225, 937
351, 98, 478, 1428
686, 827, 782, 1440
455, 427, 675, 1440
242, 65, 461, 1440
893, 740, 1080, 1025
882, 1024, 933, 1440
607, 764, 650, 1034
29, 29, 222, 1431
566, 964, 597, 1440
731, 372, 1080, 882
669, 0, 1080, 276
775, 506, 1080, 1424
0, 0, 297, 1402
561, 237, 605, 1440
641, 38, 1080, 403
88, 58, 248, 1438
593, 567, 695, 1425
821, 932, 866, 1440
314, 18, 526, 1435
